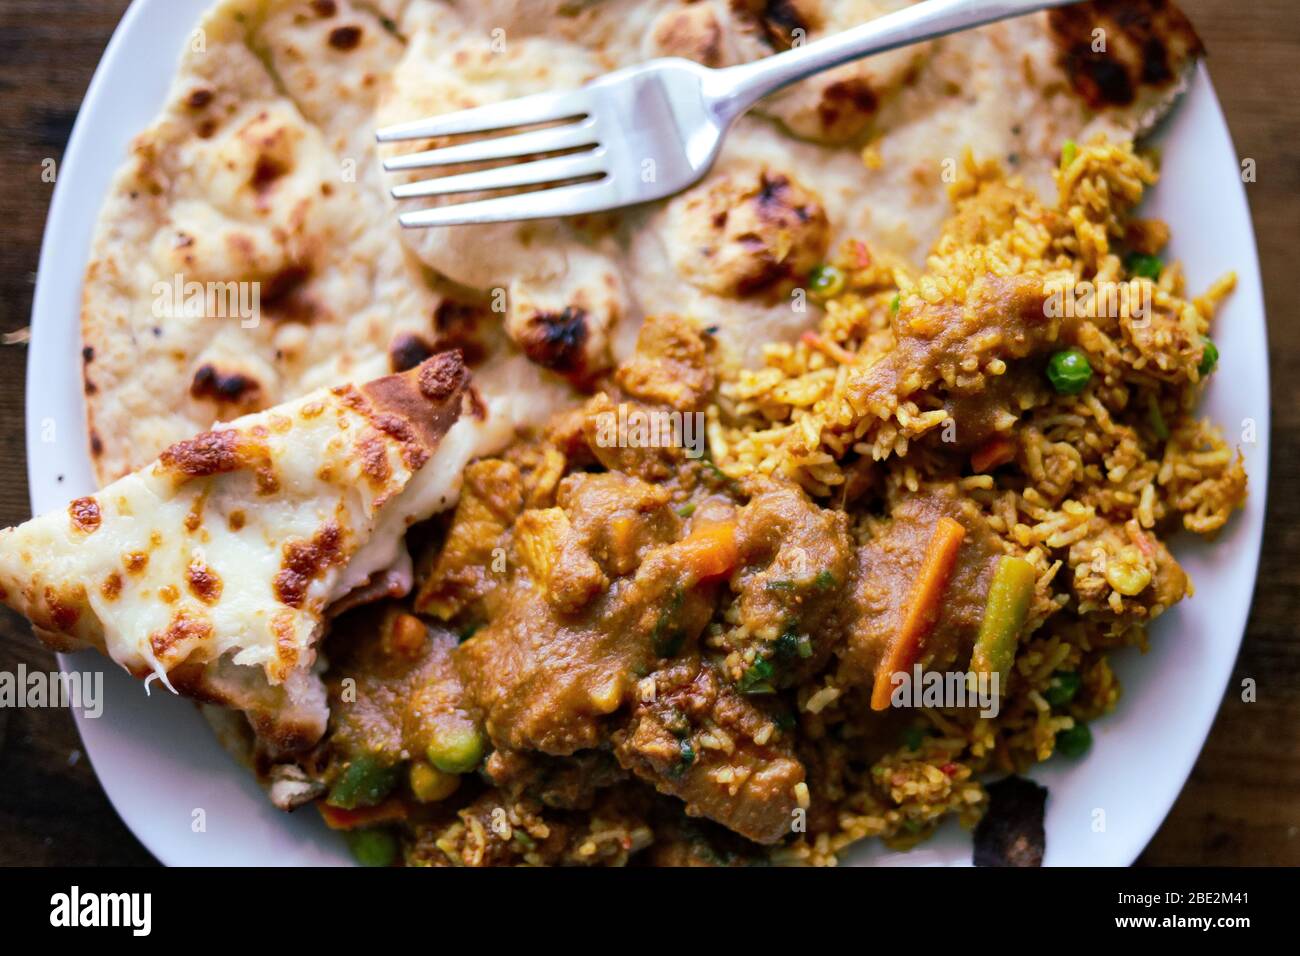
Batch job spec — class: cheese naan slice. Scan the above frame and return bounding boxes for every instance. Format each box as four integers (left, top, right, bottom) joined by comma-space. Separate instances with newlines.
0, 352, 467, 753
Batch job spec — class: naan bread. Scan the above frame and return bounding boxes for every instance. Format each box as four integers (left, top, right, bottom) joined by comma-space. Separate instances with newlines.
0, 353, 465, 752
81, 0, 577, 486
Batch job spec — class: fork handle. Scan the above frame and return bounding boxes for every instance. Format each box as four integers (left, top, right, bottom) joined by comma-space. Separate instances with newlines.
709, 0, 1080, 121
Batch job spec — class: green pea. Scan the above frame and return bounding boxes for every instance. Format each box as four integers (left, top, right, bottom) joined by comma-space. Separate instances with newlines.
1056, 722, 1092, 758
1198, 336, 1219, 377
808, 265, 846, 299
1044, 671, 1082, 707
326, 754, 401, 809
1046, 349, 1093, 395
1126, 253, 1164, 280
889, 293, 901, 316
902, 725, 925, 752
347, 828, 399, 867
426, 722, 485, 775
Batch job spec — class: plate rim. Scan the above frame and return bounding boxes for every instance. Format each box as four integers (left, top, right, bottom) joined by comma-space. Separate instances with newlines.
24, 0, 1270, 867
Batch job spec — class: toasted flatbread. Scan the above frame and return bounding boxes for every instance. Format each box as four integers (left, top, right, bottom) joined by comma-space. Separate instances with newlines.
1, 353, 466, 753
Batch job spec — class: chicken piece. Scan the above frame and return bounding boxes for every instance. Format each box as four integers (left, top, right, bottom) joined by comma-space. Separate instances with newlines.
413, 459, 524, 620
613, 656, 805, 845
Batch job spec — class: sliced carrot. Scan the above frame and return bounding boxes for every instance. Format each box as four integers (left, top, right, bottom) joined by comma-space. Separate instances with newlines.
971, 435, 1017, 474
871, 516, 966, 711
317, 798, 409, 831
678, 520, 740, 583
800, 331, 856, 365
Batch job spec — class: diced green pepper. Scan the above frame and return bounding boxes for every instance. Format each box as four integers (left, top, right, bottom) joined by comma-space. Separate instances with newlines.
1198, 336, 1219, 377
347, 828, 399, 867
326, 754, 401, 810
426, 723, 485, 775
971, 556, 1037, 687
889, 293, 901, 316
675, 502, 697, 518
1060, 139, 1078, 170
1147, 394, 1169, 441
1126, 253, 1164, 280
901, 725, 926, 752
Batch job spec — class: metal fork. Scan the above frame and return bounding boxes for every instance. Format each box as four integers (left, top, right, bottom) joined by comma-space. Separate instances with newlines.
377, 0, 1080, 228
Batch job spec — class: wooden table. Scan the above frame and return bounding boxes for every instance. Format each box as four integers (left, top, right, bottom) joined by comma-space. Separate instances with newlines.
0, 0, 1295, 867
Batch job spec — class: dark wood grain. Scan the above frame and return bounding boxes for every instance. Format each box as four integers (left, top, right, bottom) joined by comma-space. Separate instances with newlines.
0, 0, 1295, 867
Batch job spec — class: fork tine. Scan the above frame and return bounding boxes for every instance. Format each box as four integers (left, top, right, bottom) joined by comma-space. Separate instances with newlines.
375, 90, 589, 143
391, 152, 607, 200
382, 120, 598, 172
397, 180, 619, 228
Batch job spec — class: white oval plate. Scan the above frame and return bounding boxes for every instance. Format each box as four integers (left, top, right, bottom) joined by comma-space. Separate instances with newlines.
26, 0, 1268, 867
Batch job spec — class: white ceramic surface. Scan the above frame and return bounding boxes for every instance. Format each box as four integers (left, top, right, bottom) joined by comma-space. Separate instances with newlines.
24, 0, 1268, 867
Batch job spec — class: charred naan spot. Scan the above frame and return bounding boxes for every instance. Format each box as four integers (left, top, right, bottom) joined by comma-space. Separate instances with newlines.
101, 572, 123, 602
261, 264, 316, 323
251, 154, 288, 195
124, 551, 149, 575
673, 169, 829, 299
150, 610, 213, 659
190, 364, 262, 404
328, 25, 364, 50
90, 432, 103, 457
197, 119, 219, 139
731, 0, 816, 51
418, 350, 469, 402
1049, 0, 1203, 110
517, 307, 589, 374
186, 560, 223, 605
228, 510, 246, 532
433, 300, 489, 365
82, 346, 94, 363
159, 585, 179, 604
44, 586, 81, 632
817, 78, 879, 137
275, 523, 344, 609
69, 497, 101, 534
358, 434, 392, 486
187, 87, 214, 110
159, 429, 243, 480
311, 0, 337, 15
389, 332, 436, 373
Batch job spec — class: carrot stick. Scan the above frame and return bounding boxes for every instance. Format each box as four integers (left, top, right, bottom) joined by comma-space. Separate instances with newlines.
971, 435, 1017, 474
871, 516, 966, 711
